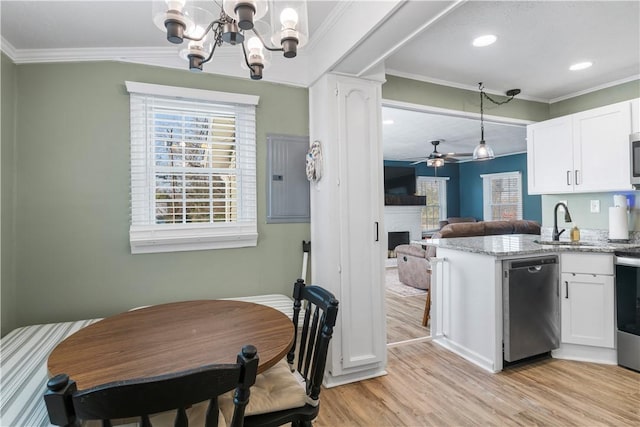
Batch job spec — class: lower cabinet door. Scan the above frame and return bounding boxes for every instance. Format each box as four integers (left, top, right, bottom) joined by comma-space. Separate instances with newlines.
560, 273, 615, 348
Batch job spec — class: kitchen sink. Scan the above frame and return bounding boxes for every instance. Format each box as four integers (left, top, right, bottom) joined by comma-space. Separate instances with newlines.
533, 239, 597, 246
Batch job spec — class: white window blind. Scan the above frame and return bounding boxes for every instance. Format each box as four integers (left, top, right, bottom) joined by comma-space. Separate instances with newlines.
481, 171, 523, 221
416, 176, 448, 231
127, 82, 258, 253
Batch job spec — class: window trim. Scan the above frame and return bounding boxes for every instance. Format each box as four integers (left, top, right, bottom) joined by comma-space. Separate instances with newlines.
126, 81, 259, 254
481, 171, 523, 221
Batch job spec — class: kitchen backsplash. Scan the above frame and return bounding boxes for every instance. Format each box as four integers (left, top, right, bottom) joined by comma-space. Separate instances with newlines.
540, 227, 640, 244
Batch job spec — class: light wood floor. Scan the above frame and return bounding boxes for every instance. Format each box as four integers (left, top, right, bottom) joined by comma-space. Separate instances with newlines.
317, 340, 640, 426
385, 289, 429, 344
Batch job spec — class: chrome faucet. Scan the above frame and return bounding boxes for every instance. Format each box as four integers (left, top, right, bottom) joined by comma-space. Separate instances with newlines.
552, 202, 573, 241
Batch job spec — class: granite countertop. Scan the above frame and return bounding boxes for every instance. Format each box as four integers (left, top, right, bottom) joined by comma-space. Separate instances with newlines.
420, 234, 640, 257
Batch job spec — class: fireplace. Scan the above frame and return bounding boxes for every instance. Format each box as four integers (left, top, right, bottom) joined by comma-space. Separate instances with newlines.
388, 231, 410, 257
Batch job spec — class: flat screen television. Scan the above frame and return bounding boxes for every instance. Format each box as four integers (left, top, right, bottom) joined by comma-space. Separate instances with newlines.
384, 166, 416, 195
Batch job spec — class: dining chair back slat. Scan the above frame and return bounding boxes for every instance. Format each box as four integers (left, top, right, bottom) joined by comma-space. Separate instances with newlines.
45, 345, 259, 427
301, 305, 318, 380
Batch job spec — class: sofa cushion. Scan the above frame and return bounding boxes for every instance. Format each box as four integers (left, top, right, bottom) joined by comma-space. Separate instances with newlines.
439, 217, 477, 229
439, 222, 486, 238
484, 220, 516, 235
512, 220, 541, 234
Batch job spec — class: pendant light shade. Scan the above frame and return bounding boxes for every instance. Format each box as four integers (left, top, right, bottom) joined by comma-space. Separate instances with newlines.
472, 140, 494, 161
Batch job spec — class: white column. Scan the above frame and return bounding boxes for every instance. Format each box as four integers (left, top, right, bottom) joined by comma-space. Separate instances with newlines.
309, 73, 387, 386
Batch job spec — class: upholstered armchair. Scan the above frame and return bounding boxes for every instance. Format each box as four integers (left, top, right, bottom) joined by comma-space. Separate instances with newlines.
395, 244, 432, 290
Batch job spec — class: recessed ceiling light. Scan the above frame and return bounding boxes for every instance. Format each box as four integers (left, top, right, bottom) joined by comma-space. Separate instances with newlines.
472, 34, 497, 47
383, 119, 394, 125
569, 61, 593, 71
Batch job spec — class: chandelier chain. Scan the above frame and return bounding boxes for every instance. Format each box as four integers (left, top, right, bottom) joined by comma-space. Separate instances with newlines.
478, 82, 518, 106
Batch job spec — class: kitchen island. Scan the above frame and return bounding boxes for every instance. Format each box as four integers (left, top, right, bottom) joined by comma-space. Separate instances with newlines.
424, 234, 636, 372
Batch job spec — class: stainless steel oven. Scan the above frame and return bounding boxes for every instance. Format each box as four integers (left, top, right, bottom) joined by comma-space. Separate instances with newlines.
614, 249, 640, 372
630, 132, 640, 186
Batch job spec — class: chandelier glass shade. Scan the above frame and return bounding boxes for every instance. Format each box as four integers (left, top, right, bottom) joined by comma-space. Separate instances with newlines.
153, 0, 308, 80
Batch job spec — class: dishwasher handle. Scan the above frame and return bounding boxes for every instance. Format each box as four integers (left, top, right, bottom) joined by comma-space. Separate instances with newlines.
528, 265, 543, 273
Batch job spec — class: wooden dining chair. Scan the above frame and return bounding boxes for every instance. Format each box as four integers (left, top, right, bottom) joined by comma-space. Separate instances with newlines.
44, 345, 259, 427
221, 279, 339, 427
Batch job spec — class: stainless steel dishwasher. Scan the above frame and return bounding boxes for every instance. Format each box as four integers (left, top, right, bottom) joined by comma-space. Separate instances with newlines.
503, 256, 560, 362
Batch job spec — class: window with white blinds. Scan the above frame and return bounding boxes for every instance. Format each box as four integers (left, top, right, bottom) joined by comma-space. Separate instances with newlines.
126, 81, 259, 254
481, 171, 523, 221
416, 176, 448, 231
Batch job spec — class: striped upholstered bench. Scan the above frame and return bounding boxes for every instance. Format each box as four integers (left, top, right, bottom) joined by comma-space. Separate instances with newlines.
0, 294, 294, 427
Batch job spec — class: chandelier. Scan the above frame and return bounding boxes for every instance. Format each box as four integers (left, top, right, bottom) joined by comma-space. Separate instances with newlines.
153, 0, 308, 80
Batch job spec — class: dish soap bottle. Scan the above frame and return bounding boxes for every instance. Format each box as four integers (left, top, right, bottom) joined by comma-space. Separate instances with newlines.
570, 225, 580, 242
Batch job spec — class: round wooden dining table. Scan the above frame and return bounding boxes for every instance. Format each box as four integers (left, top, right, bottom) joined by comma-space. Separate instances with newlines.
47, 300, 294, 390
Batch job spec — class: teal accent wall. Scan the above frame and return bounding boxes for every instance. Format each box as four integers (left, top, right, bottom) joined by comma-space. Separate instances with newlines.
458, 154, 542, 223
1, 53, 17, 336
6, 60, 309, 328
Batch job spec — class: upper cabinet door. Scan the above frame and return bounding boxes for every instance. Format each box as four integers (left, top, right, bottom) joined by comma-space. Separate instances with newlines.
573, 101, 633, 192
527, 116, 574, 194
527, 99, 636, 195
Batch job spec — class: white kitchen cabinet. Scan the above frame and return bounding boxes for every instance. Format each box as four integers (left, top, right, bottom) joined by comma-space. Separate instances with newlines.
309, 74, 387, 386
559, 253, 615, 349
527, 116, 574, 193
528, 100, 634, 194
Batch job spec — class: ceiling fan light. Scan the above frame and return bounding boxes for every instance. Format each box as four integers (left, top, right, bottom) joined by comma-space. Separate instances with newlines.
472, 141, 495, 161
428, 158, 445, 168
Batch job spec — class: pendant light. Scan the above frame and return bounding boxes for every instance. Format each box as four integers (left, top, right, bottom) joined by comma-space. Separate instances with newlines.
473, 82, 521, 161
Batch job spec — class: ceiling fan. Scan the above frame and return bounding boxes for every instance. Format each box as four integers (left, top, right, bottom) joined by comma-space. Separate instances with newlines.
411, 140, 473, 167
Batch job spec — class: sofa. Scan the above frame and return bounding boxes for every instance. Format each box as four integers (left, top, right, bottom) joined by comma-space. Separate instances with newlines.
395, 219, 541, 290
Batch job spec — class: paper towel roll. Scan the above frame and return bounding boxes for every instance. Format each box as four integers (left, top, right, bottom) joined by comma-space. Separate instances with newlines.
609, 206, 629, 240
613, 194, 628, 209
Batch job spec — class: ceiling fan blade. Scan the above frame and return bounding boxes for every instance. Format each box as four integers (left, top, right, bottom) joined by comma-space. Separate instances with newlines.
410, 159, 427, 165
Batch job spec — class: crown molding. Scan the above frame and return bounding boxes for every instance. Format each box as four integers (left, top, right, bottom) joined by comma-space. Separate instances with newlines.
549, 74, 640, 103
1, 36, 17, 60
6, 46, 179, 64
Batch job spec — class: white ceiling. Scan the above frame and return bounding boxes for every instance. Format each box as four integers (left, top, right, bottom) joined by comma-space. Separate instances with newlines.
1, 0, 638, 160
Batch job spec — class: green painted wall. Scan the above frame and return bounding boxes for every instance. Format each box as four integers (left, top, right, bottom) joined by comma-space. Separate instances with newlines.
1, 53, 17, 336
542, 79, 640, 231
382, 75, 550, 122
550, 79, 640, 118
11, 61, 309, 327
